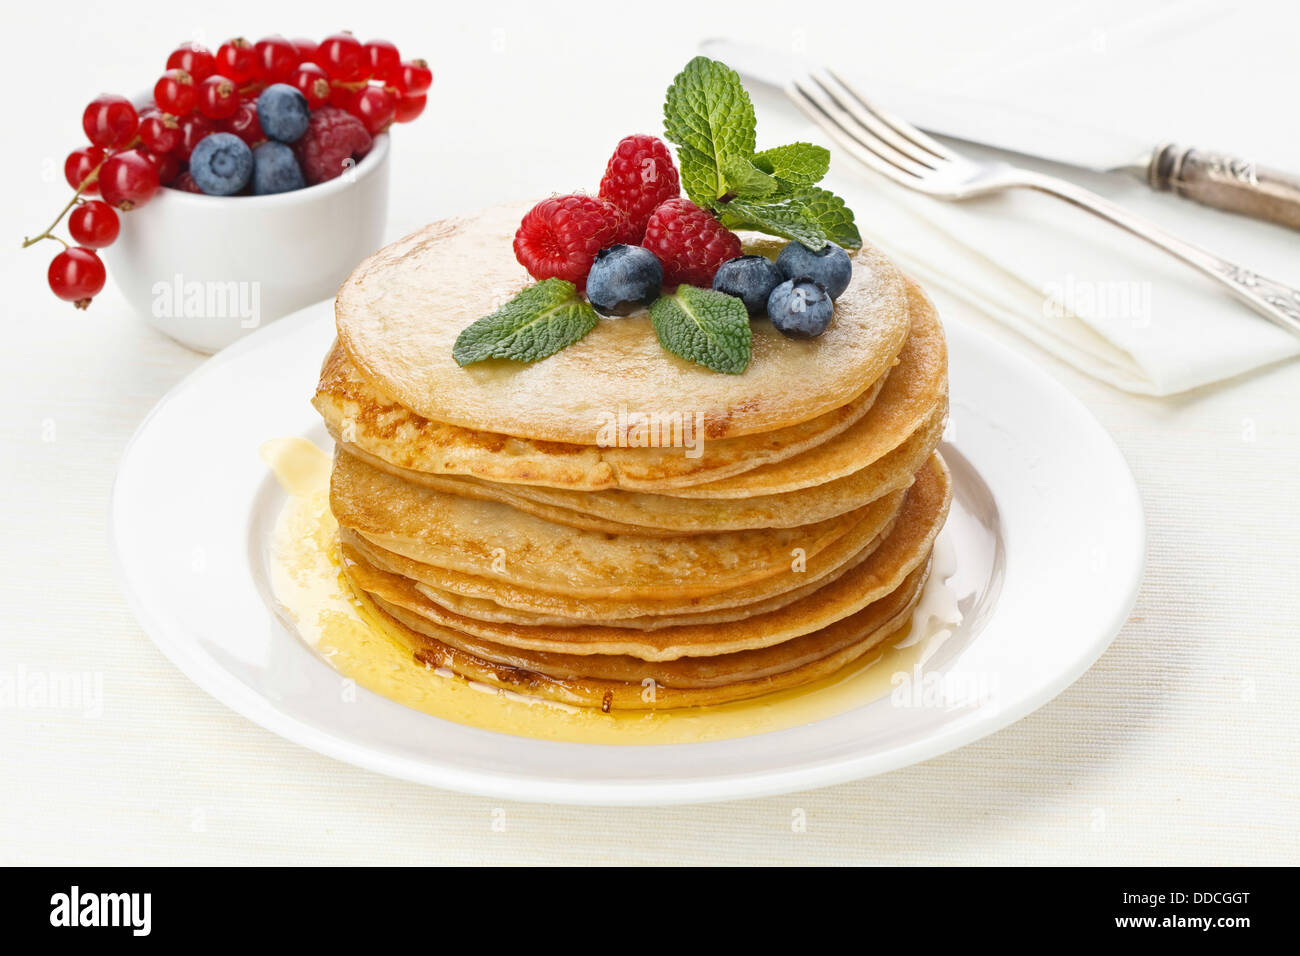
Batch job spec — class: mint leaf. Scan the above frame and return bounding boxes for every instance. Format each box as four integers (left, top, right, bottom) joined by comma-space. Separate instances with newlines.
649, 285, 752, 374
453, 279, 599, 366
720, 155, 778, 200
664, 56, 757, 204
660, 56, 862, 252
793, 186, 862, 249
719, 198, 829, 250
753, 143, 830, 187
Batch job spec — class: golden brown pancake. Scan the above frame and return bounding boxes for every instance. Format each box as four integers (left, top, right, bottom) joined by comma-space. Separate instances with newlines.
342, 453, 950, 661
329, 448, 884, 600
336, 396, 945, 536
338, 487, 902, 626
333, 203, 912, 444
660, 280, 948, 498
310, 203, 953, 712
368, 560, 929, 689
313, 341, 887, 492
347, 558, 928, 709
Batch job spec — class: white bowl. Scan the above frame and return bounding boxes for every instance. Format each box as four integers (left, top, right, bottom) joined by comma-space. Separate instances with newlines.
104, 133, 390, 353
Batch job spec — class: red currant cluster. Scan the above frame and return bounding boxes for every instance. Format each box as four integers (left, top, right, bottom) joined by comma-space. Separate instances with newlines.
26, 32, 434, 310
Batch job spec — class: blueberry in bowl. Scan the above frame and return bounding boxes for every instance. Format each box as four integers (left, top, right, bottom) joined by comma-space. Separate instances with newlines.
251, 141, 306, 195
188, 132, 252, 196
256, 83, 311, 144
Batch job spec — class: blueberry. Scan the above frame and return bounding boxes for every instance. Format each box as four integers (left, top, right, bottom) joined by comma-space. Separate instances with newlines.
188, 133, 253, 196
775, 241, 852, 298
586, 245, 663, 315
251, 141, 306, 195
711, 255, 784, 316
256, 83, 310, 143
767, 277, 834, 339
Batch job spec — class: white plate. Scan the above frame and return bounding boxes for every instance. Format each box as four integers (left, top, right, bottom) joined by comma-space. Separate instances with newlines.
112, 299, 1143, 806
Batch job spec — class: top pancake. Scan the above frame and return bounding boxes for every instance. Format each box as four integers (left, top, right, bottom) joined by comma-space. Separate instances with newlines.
334, 203, 912, 444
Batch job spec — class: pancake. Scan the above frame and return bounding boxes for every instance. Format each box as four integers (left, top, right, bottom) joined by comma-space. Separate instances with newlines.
330, 449, 879, 600
350, 560, 925, 710
333, 202, 913, 444
314, 342, 887, 493
339, 485, 904, 625
341, 396, 946, 535
342, 452, 951, 661
658, 278, 949, 499
366, 559, 929, 690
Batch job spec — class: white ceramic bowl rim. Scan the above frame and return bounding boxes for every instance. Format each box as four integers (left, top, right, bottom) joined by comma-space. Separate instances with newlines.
155, 131, 389, 207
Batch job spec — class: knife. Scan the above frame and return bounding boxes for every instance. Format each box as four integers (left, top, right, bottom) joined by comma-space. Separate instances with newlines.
701, 38, 1300, 231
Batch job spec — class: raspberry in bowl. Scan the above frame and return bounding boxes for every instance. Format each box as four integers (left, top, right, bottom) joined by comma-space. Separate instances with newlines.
26, 34, 432, 353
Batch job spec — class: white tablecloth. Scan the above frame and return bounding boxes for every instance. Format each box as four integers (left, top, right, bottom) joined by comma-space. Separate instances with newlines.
2, 0, 1297, 865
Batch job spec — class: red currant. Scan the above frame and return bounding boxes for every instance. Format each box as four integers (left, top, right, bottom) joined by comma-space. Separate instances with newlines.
154, 69, 197, 115
175, 112, 214, 160
48, 247, 106, 307
364, 40, 400, 80
354, 85, 396, 134
65, 146, 107, 195
82, 94, 139, 149
215, 38, 257, 84
99, 149, 160, 209
253, 35, 299, 83
220, 99, 265, 146
292, 63, 331, 109
329, 84, 358, 112
392, 59, 433, 95
68, 200, 120, 248
167, 42, 216, 82
291, 37, 318, 64
139, 113, 181, 154
393, 92, 427, 123
198, 75, 240, 119
318, 33, 366, 81
140, 147, 181, 186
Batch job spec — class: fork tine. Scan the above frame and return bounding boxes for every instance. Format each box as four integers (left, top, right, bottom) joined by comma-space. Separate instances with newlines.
809, 72, 943, 172
788, 79, 933, 186
824, 68, 956, 163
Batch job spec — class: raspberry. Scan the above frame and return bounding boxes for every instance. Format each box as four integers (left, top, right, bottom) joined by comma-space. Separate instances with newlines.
292, 106, 373, 185
513, 194, 630, 290
598, 135, 680, 242
641, 198, 741, 287
169, 171, 205, 193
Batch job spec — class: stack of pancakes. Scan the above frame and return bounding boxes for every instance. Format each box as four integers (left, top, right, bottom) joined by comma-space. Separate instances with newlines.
313, 203, 951, 711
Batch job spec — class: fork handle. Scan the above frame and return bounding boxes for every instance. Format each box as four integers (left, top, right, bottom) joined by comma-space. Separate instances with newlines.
1147, 144, 1300, 232
1017, 171, 1300, 339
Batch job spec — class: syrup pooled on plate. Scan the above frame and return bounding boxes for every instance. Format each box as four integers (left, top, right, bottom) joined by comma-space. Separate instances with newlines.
261, 437, 962, 745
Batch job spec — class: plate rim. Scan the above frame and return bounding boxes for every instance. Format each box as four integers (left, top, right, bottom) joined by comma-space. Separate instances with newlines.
110, 300, 1144, 806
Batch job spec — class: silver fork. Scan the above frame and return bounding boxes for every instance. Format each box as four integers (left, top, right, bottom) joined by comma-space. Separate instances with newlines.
789, 70, 1300, 339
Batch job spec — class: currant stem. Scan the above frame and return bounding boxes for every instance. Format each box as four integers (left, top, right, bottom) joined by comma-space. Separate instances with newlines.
21, 134, 137, 250
21, 186, 89, 249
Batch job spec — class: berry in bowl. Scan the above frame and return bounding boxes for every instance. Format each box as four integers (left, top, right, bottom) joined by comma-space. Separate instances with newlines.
24, 33, 432, 353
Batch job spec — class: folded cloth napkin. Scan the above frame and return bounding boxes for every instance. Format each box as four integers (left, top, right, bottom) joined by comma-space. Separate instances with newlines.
743, 0, 1300, 395
844, 150, 1300, 396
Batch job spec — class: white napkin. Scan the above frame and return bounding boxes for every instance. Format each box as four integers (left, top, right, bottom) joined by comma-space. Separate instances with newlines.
747, 0, 1300, 395
846, 153, 1300, 396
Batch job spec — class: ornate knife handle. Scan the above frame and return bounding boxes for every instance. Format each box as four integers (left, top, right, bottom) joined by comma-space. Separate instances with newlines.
1148, 144, 1300, 231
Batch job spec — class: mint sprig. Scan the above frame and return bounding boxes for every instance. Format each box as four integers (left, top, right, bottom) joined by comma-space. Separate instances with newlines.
453, 279, 599, 366
649, 285, 752, 374
663, 56, 861, 251
664, 57, 758, 204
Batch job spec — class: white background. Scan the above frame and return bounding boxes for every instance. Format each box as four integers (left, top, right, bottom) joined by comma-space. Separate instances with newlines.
1, 0, 1297, 864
